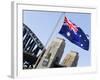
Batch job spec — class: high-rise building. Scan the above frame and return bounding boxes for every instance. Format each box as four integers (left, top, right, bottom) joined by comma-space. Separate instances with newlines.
36, 37, 65, 68
61, 51, 79, 67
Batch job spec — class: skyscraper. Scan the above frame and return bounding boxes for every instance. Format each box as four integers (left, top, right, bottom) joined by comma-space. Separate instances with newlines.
61, 51, 79, 67
37, 37, 65, 68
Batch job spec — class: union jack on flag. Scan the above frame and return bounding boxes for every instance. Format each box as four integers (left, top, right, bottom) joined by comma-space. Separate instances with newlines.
64, 17, 78, 33
59, 16, 89, 50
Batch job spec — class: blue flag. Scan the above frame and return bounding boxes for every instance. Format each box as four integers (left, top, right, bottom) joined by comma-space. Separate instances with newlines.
59, 17, 89, 50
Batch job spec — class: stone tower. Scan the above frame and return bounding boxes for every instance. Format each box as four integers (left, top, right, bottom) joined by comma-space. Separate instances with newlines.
61, 51, 79, 67
36, 37, 65, 68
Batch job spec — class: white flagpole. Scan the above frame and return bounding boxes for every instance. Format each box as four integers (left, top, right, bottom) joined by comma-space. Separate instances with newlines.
45, 12, 66, 48
35, 12, 66, 67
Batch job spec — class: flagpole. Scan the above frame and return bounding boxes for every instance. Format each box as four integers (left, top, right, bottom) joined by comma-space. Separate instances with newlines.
35, 12, 65, 67
45, 12, 66, 48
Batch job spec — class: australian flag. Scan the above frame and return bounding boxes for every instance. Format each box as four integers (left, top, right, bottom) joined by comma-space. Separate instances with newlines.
59, 17, 89, 50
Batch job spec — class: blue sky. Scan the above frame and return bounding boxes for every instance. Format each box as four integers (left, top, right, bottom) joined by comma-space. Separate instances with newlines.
23, 10, 91, 67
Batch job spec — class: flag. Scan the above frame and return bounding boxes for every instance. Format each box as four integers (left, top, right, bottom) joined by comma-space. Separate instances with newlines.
59, 17, 89, 50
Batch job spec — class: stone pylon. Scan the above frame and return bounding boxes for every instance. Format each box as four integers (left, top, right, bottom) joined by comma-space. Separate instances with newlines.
36, 37, 65, 68
61, 51, 79, 67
